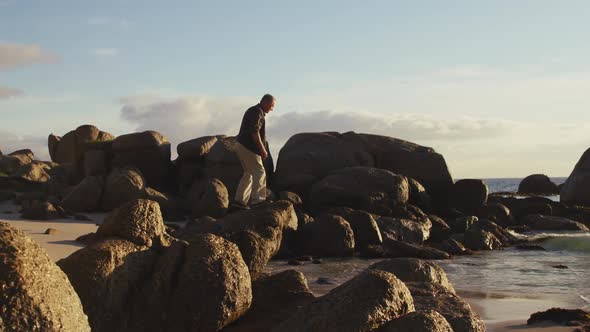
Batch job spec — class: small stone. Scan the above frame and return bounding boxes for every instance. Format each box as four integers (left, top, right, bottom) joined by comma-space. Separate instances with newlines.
312, 259, 323, 264
288, 259, 305, 266
516, 244, 546, 251
296, 255, 313, 261
552, 264, 569, 269
316, 277, 337, 285
74, 214, 92, 221
45, 228, 59, 235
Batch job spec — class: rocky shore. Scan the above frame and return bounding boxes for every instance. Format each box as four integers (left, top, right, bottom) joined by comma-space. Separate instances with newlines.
2, 125, 590, 331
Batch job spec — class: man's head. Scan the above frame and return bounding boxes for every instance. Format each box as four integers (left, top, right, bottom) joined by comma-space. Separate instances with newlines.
260, 94, 275, 114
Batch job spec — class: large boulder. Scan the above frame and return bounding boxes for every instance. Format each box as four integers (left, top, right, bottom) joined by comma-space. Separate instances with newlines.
96, 199, 167, 247
50, 125, 113, 165
383, 238, 450, 260
377, 217, 430, 244
187, 177, 229, 218
0, 149, 34, 174
274, 132, 453, 206
57, 239, 157, 332
21, 201, 62, 220
165, 234, 252, 332
309, 166, 409, 214
519, 174, 559, 194
0, 222, 90, 332
299, 214, 355, 257
176, 135, 219, 161
100, 167, 145, 211
182, 201, 297, 279
561, 148, 590, 206
521, 214, 589, 231
378, 310, 453, 332
273, 269, 415, 332
324, 207, 383, 250
369, 257, 484, 332
224, 269, 315, 331
61, 175, 104, 212
111, 130, 171, 190
406, 283, 485, 332
451, 179, 488, 213
369, 258, 455, 293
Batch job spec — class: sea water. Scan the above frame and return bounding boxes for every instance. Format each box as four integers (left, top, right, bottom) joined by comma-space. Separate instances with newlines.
266, 177, 590, 325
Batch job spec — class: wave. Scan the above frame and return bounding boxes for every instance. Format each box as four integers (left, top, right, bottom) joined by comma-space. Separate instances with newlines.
511, 231, 590, 254
539, 234, 590, 254
581, 295, 590, 309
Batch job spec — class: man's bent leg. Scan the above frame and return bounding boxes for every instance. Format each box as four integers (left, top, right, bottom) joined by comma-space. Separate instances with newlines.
234, 143, 256, 205
250, 157, 267, 204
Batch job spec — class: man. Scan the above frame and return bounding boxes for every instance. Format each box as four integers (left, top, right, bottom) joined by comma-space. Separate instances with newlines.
231, 94, 275, 209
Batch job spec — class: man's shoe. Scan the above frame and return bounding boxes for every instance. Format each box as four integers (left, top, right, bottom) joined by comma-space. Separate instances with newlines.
229, 202, 250, 212
250, 200, 267, 208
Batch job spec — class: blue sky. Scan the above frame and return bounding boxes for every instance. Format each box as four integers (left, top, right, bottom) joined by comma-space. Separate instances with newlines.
1, 0, 590, 177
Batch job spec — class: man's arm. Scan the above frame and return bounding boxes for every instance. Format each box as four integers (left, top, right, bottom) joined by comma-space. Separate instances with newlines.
251, 132, 268, 159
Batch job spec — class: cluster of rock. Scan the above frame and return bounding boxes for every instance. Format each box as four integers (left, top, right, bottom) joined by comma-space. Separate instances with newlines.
3, 126, 590, 331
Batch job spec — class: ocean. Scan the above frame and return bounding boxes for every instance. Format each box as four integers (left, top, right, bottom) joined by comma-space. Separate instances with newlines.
266, 177, 590, 327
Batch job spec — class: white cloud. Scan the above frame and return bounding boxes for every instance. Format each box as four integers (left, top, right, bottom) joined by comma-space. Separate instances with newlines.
88, 16, 129, 28
118, 93, 590, 177
0, 131, 48, 160
0, 42, 58, 70
0, 86, 23, 99
90, 48, 120, 57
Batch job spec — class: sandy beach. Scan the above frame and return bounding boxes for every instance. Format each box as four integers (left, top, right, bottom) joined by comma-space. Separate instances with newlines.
0, 201, 101, 261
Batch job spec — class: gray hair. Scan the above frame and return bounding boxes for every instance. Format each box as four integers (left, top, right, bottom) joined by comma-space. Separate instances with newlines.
260, 94, 275, 103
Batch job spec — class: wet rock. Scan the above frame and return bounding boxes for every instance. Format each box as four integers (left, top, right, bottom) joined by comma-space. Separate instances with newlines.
464, 227, 503, 251
552, 264, 568, 269
96, 199, 167, 247
377, 310, 453, 332
428, 214, 451, 242
519, 174, 559, 194
0, 222, 90, 332
448, 215, 478, 233
383, 238, 450, 260
299, 214, 355, 257
273, 269, 415, 332
515, 244, 546, 251
407, 177, 433, 211
430, 238, 472, 256
324, 207, 382, 249
369, 258, 455, 292
521, 214, 589, 231
477, 202, 513, 227
408, 282, 486, 332
377, 217, 430, 244
527, 308, 590, 326
451, 179, 488, 214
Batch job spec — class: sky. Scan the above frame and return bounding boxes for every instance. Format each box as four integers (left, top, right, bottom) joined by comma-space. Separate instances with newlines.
1, 0, 590, 178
